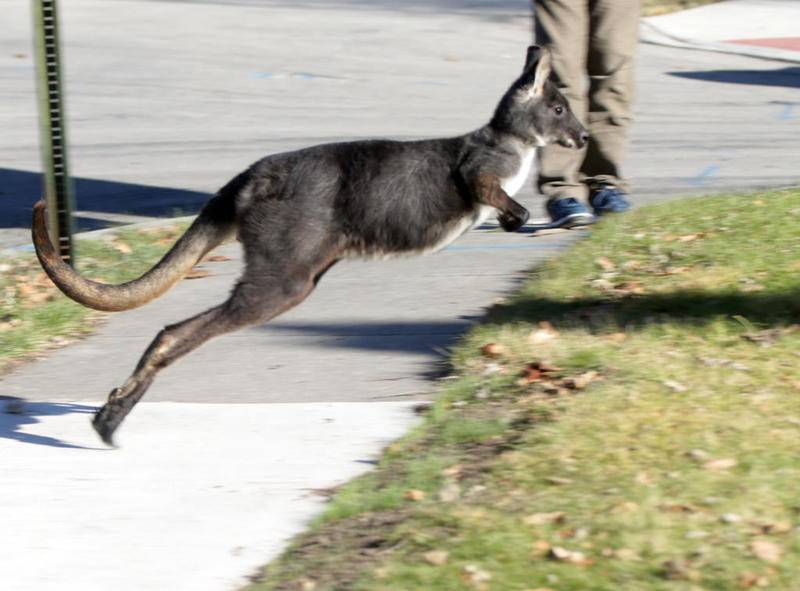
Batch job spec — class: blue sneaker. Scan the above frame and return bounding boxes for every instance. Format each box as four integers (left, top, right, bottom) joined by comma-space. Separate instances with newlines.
589, 185, 631, 216
546, 197, 596, 228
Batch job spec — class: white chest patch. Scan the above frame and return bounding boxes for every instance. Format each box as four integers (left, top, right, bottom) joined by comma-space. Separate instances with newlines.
500, 148, 536, 197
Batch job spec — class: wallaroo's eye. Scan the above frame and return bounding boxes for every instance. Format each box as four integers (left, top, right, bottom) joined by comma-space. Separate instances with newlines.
554, 105, 564, 115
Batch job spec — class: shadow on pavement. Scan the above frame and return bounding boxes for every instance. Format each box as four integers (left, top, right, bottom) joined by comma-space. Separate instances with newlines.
262, 320, 471, 356
668, 66, 800, 89
0, 168, 211, 232
0, 397, 105, 449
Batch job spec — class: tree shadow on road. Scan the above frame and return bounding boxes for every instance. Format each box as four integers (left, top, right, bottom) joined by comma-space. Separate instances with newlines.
668, 66, 800, 89
0, 167, 211, 232
486, 287, 800, 331
0, 397, 105, 449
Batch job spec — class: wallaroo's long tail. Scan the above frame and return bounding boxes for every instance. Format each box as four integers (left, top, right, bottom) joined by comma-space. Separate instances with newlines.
31, 193, 237, 312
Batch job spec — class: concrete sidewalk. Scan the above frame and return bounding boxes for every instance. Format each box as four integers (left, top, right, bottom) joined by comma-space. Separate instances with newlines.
1, 0, 799, 589
642, 0, 800, 63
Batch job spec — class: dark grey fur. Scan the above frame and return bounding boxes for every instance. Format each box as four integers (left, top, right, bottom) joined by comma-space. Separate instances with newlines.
34, 46, 586, 444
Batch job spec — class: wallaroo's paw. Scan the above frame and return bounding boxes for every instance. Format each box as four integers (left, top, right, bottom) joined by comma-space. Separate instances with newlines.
92, 405, 121, 447
498, 208, 530, 232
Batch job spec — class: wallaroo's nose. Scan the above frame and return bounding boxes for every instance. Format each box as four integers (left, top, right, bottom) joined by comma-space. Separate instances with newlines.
579, 131, 589, 146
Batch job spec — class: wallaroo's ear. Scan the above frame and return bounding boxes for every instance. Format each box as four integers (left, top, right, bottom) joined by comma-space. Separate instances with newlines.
524, 45, 542, 71
529, 47, 552, 97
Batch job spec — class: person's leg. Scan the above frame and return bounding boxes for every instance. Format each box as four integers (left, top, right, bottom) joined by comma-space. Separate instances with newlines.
533, 0, 590, 204
582, 0, 640, 202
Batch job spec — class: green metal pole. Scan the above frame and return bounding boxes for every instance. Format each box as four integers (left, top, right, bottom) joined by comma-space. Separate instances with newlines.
32, 0, 74, 265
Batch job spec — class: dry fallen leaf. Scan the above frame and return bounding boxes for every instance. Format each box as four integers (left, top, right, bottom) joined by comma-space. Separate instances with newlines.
663, 379, 688, 393
442, 464, 463, 479
531, 539, 551, 557
563, 371, 599, 390
462, 564, 492, 586
516, 365, 542, 386
595, 256, 616, 271
545, 476, 573, 486
660, 502, 699, 514
614, 280, 646, 295
751, 539, 782, 564
703, 458, 738, 471
661, 559, 700, 581
113, 241, 132, 254
661, 265, 690, 275
548, 546, 589, 565
756, 520, 792, 535
614, 548, 641, 561
686, 448, 710, 462
423, 550, 449, 566
739, 571, 769, 588
524, 511, 567, 526
404, 489, 425, 502
720, 513, 741, 524
204, 255, 232, 262
480, 342, 506, 358
528, 321, 559, 345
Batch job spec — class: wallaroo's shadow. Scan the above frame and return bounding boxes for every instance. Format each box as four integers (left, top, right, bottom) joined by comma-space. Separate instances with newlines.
668, 66, 800, 89
263, 320, 470, 354
0, 167, 211, 232
261, 320, 476, 381
486, 287, 800, 331
0, 397, 104, 449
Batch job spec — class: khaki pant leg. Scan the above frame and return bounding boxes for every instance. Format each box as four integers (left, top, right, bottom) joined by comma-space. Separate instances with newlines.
533, 0, 590, 202
581, 0, 640, 190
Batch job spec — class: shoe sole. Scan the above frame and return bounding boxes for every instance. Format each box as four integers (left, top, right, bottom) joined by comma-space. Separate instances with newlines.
549, 212, 596, 229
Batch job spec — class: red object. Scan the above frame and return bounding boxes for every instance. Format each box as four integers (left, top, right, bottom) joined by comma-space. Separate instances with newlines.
726, 37, 800, 52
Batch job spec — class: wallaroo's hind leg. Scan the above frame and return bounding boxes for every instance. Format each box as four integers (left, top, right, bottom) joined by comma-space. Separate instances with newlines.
92, 271, 321, 445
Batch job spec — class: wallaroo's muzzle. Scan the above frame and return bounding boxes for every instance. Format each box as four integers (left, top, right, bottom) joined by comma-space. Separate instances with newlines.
558, 129, 589, 149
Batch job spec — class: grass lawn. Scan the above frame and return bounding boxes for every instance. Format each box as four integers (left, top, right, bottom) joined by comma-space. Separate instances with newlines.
0, 222, 189, 374
247, 188, 800, 591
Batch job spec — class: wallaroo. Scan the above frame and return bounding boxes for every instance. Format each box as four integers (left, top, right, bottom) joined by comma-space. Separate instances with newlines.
33, 46, 587, 445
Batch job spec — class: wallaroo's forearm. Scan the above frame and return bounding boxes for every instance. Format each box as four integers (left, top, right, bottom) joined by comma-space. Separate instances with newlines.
469, 172, 530, 231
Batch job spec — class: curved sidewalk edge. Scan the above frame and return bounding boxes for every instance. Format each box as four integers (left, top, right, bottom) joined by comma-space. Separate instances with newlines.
640, 20, 800, 65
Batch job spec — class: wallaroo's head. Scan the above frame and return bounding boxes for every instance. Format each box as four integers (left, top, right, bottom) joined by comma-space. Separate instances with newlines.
491, 46, 588, 149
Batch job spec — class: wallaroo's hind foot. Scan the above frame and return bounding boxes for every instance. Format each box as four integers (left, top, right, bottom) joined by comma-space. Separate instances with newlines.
92, 405, 121, 447
92, 380, 151, 446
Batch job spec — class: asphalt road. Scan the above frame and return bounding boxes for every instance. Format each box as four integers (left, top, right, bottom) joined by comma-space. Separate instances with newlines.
1, 1, 798, 589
